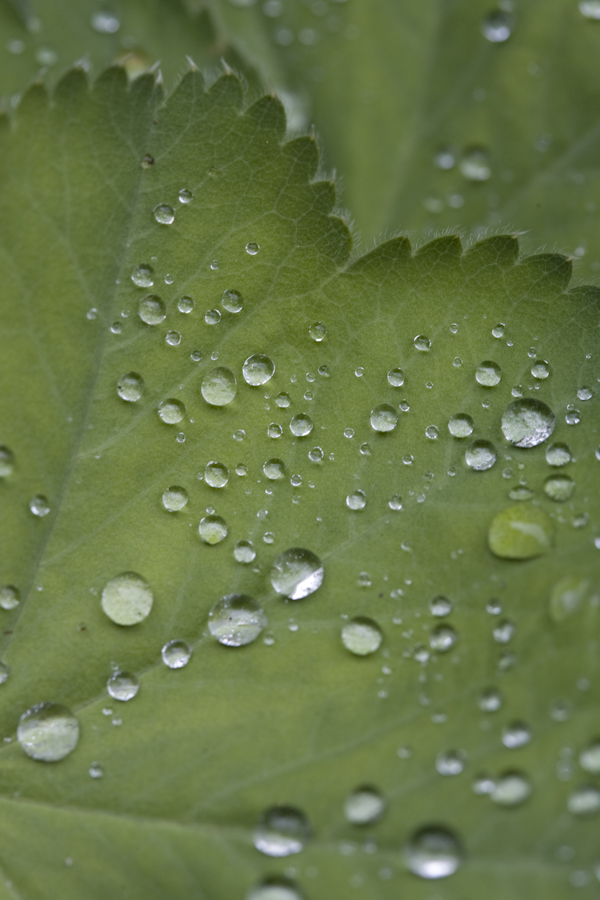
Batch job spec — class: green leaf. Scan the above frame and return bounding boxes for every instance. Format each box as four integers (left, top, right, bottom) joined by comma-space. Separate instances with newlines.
1, 66, 599, 900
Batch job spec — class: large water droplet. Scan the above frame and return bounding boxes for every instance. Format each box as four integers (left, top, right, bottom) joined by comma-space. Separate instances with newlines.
271, 548, 323, 599
460, 147, 491, 180
138, 294, 166, 325
158, 399, 185, 424
201, 367, 237, 406
430, 624, 458, 652
580, 741, 600, 775
101, 572, 153, 626
481, 9, 514, 42
131, 264, 154, 288
344, 786, 386, 824
341, 617, 382, 655
465, 440, 497, 470
0, 445, 15, 477
17, 702, 79, 762
254, 806, 311, 857
475, 360, 502, 387
153, 204, 175, 225
490, 772, 532, 806
162, 486, 188, 512
161, 639, 192, 668
208, 594, 267, 646
568, 785, 600, 816
0, 585, 19, 610
243, 354, 275, 386
198, 515, 228, 544
580, 0, 600, 19
346, 490, 367, 511
263, 459, 286, 480
247, 878, 303, 900
117, 372, 144, 402
370, 404, 398, 433
107, 670, 139, 701
29, 495, 50, 517
501, 398, 555, 448
544, 474, 575, 502
290, 414, 313, 437
204, 461, 229, 488
488, 504, 553, 559
403, 826, 463, 879
222, 289, 244, 313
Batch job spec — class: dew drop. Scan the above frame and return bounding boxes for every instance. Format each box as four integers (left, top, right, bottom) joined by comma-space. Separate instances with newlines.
17, 702, 79, 762
89, 761, 104, 778
201, 367, 237, 406
263, 459, 286, 480
370, 404, 398, 433
346, 490, 367, 511
577, 386, 593, 401
460, 146, 491, 180
502, 721, 532, 749
492, 323, 505, 338
275, 392, 291, 408
268, 423, 284, 439
153, 204, 175, 225
205, 309, 221, 325
481, 9, 513, 42
90, 10, 120, 33
138, 294, 166, 325
425, 425, 439, 440
309, 322, 327, 342
580, 741, 600, 775
341, 617, 382, 655
436, 750, 465, 776
101, 573, 153, 626
107, 671, 139, 701
245, 242, 260, 255
162, 486, 188, 512
544, 474, 575, 502
549, 575, 590, 622
580, 0, 600, 19
234, 540, 256, 563
565, 407, 581, 426
204, 461, 229, 488
308, 447, 323, 462
117, 372, 144, 402
448, 413, 474, 438
161, 640, 192, 669
222, 289, 243, 313
247, 878, 303, 900
403, 826, 463, 879
488, 504, 553, 559
501, 398, 555, 447
545, 442, 571, 467
429, 595, 452, 617
198, 515, 228, 544
254, 806, 310, 856
389, 494, 403, 510
568, 785, 600, 816
271, 548, 323, 599
131, 264, 154, 288
479, 687, 503, 712
290, 414, 313, 437
158, 399, 185, 424
531, 359, 550, 380
29, 495, 50, 517
475, 360, 502, 387
413, 335, 431, 352
177, 296, 194, 314
386, 367, 405, 387
243, 354, 275, 386
465, 440, 497, 471
434, 146, 455, 169
430, 624, 458, 652
208, 594, 266, 646
490, 772, 532, 806
0, 585, 20, 610
0, 446, 15, 477
344, 786, 386, 824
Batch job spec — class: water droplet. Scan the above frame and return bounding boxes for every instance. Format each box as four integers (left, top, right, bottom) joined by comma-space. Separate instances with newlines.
204, 461, 229, 489
460, 146, 491, 180
341, 617, 382, 655
580, 741, 600, 775
117, 372, 144, 402
198, 515, 228, 544
268, 423, 284, 439
161, 639, 192, 668
465, 440, 497, 471
201, 367, 237, 406
263, 459, 285, 480
89, 761, 104, 778
492, 323, 505, 338
481, 9, 513, 42
0, 661, 8, 685
205, 308, 221, 325
107, 671, 139, 701
493, 619, 516, 643
549, 575, 590, 622
222, 289, 243, 313
577, 386, 593, 401
490, 772, 532, 806
0, 585, 19, 610
502, 721, 531, 749
565, 407, 581, 425
436, 750, 465, 776
580, 0, 600, 20
247, 878, 303, 900
385, 367, 405, 388
245, 242, 260, 255
501, 398, 555, 447
208, 594, 267, 646
479, 687, 503, 712
138, 294, 166, 325
290, 414, 313, 437
254, 806, 310, 856
531, 359, 550, 380
370, 404, 398, 433
274, 392, 290, 409
101, 573, 153, 626
91, 10, 120, 33
309, 322, 327, 342
448, 413, 474, 438
165, 330, 181, 347
413, 335, 431, 352
243, 354, 275, 386
544, 474, 575, 502
346, 490, 367, 511
271, 548, 323, 600
344, 786, 386, 824
234, 540, 256, 564
177, 296, 195, 314
403, 826, 463, 879
355, 366, 364, 377
17, 702, 79, 762
29, 495, 50, 517
161, 486, 188, 513
153, 204, 175, 225
158, 399, 185, 425
343, 428, 355, 439
434, 146, 455, 169
430, 624, 458, 652
131, 264, 154, 288
488, 504, 553, 559
141, 154, 154, 169
475, 360, 502, 387
389, 494, 403, 510
545, 442, 571, 467
429, 596, 452, 617
568, 785, 600, 816
425, 425, 439, 440
0, 446, 15, 477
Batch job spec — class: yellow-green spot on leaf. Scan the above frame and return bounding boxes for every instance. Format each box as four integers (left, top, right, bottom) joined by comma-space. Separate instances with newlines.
488, 504, 554, 559
549, 575, 592, 622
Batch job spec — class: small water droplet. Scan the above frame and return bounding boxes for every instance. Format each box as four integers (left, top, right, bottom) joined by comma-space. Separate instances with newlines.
234, 540, 256, 563
263, 459, 286, 480
290, 414, 313, 437
544, 474, 575, 502
117, 372, 144, 402
565, 408, 581, 425
309, 322, 327, 342
370, 404, 398, 433
247, 878, 303, 900
341, 617, 382, 655
403, 826, 463, 879
501, 398, 555, 447
460, 146, 491, 180
545, 442, 571, 466
429, 596, 452, 617
254, 806, 310, 856
502, 721, 531, 749
138, 294, 166, 325
475, 360, 502, 387
447, 413, 474, 438
344, 786, 386, 824
413, 335, 431, 352
222, 289, 243, 313
29, 495, 50, 517
465, 440, 497, 470
131, 264, 154, 288
177, 296, 194, 314
434, 146, 456, 169
490, 772, 532, 806
268, 423, 284, 439
580, 0, 600, 20
568, 785, 600, 816
436, 750, 465, 776
178, 188, 192, 203
17, 702, 79, 761
271, 548, 323, 599
488, 504, 553, 559
204, 461, 229, 489
479, 686, 503, 712
89, 761, 104, 778
205, 308, 221, 325
493, 619, 516, 643
346, 490, 367, 510
208, 594, 267, 647
153, 204, 175, 225
107, 671, 139, 701
0, 445, 15, 478
91, 10, 120, 33
492, 323, 505, 338
0, 585, 20, 610
481, 9, 514, 42
165, 330, 181, 347
425, 425, 439, 440
275, 392, 291, 408
158, 399, 185, 424
243, 354, 275, 386
430, 624, 458, 652
198, 515, 228, 544
245, 242, 260, 255
161, 486, 188, 512
389, 494, 403, 510
101, 573, 153, 626
161, 640, 192, 668
387, 367, 405, 387
201, 367, 237, 406
580, 741, 600, 775
531, 359, 550, 380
